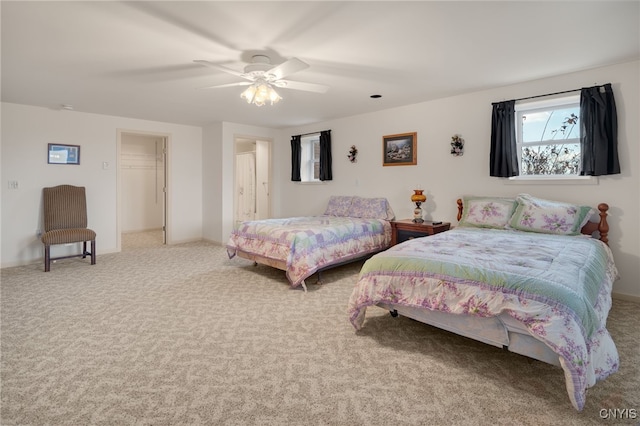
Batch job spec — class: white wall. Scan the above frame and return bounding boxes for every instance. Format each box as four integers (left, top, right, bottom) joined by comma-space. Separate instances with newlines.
273, 61, 639, 299
201, 122, 223, 244
2, 61, 638, 299
1, 103, 203, 267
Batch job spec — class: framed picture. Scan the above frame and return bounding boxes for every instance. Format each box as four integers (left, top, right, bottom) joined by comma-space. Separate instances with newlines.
383, 132, 417, 166
48, 143, 80, 165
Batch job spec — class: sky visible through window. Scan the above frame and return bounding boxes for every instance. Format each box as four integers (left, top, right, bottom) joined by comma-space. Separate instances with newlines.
522, 106, 580, 143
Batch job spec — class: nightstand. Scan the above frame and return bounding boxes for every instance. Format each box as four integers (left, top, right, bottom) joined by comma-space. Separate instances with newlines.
390, 219, 451, 246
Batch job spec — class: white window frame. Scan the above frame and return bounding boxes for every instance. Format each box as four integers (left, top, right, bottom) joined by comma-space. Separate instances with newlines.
300, 133, 321, 183
509, 95, 596, 185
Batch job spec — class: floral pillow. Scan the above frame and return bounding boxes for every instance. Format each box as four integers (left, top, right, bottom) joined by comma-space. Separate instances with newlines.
458, 196, 517, 229
508, 194, 594, 236
347, 197, 395, 220
324, 196, 354, 217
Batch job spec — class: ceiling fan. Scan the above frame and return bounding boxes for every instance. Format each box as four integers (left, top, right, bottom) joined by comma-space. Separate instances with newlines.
194, 55, 329, 106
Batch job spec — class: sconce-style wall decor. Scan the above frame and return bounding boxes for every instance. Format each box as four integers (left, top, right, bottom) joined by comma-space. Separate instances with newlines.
348, 145, 358, 163
450, 134, 464, 156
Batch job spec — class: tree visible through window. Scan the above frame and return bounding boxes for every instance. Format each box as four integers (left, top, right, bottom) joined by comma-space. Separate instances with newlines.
516, 95, 581, 176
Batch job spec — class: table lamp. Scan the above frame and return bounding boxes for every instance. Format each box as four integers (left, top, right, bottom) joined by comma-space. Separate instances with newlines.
411, 189, 427, 223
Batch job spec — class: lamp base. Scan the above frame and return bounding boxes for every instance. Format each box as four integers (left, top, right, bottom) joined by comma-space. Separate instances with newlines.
412, 202, 424, 223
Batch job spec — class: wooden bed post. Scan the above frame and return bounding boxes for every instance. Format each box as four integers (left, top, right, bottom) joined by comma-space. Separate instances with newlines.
457, 199, 463, 221
597, 203, 609, 245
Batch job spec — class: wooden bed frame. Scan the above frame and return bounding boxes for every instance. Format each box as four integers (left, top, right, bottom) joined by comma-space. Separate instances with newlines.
236, 248, 382, 292
382, 200, 611, 368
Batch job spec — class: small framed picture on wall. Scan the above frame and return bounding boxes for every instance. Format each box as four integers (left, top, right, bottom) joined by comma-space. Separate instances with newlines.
48, 143, 80, 165
382, 132, 417, 166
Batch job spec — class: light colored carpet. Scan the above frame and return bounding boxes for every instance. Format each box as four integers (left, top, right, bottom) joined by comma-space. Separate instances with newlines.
1, 238, 638, 425
122, 229, 164, 250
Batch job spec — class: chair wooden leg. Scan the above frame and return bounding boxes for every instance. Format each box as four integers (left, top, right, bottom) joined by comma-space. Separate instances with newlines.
82, 241, 88, 258
91, 240, 96, 265
44, 246, 51, 272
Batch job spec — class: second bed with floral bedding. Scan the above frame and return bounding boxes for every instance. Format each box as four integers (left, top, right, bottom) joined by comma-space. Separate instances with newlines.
227, 196, 394, 291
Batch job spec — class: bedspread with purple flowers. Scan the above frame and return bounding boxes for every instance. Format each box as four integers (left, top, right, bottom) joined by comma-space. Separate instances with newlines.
227, 216, 391, 287
347, 227, 619, 411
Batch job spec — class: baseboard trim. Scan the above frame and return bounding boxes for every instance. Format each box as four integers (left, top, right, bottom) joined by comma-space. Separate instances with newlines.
166, 237, 206, 245
202, 238, 223, 247
612, 292, 640, 303
122, 228, 163, 234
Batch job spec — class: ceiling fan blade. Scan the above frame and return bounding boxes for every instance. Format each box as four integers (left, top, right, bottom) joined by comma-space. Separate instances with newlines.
194, 60, 247, 79
274, 79, 329, 93
200, 81, 252, 89
266, 57, 309, 80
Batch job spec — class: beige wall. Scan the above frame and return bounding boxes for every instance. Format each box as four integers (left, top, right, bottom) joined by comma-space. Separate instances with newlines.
273, 61, 639, 298
1, 104, 203, 266
2, 60, 638, 299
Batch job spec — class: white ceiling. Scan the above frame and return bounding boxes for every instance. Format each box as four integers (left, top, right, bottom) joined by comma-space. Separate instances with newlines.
2, 1, 639, 129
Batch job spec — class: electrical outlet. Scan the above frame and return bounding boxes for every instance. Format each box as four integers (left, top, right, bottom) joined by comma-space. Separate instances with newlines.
8, 181, 18, 189
36, 229, 42, 238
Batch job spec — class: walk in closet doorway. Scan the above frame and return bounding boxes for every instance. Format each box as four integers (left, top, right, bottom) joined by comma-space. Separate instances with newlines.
118, 131, 168, 250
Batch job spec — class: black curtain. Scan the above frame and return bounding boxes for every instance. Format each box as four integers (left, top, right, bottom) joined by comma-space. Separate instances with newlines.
580, 83, 620, 176
290, 135, 301, 182
319, 130, 332, 181
489, 100, 519, 177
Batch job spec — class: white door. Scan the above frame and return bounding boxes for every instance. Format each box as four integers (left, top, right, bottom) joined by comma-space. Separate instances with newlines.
235, 152, 256, 222
234, 137, 271, 224
255, 140, 271, 220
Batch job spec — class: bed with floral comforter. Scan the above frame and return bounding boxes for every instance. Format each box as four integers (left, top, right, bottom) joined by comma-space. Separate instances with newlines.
347, 195, 619, 411
227, 196, 394, 290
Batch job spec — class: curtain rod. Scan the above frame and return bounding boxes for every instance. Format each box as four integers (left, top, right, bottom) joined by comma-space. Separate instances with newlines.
491, 83, 607, 105
294, 129, 330, 137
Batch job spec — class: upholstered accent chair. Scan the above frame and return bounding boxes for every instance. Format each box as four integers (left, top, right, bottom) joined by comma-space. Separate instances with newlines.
41, 185, 96, 272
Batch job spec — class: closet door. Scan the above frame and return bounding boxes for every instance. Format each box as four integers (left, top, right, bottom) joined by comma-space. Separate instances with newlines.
255, 140, 271, 220
235, 152, 256, 222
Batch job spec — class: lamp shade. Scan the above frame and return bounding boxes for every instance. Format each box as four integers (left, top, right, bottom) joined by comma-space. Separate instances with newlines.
411, 189, 426, 203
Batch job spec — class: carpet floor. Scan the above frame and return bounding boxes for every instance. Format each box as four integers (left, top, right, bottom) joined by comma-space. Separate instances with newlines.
1, 236, 638, 425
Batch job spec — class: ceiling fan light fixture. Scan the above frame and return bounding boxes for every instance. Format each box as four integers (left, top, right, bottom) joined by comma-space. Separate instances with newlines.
268, 86, 282, 105
240, 85, 257, 104
241, 80, 281, 107
196, 55, 323, 104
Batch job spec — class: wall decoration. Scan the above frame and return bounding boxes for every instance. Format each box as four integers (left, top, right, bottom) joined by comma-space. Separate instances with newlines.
383, 132, 417, 166
347, 145, 358, 163
48, 143, 80, 165
450, 134, 464, 156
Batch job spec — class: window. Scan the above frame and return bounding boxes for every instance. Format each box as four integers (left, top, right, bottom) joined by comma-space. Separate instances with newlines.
491, 84, 618, 180
291, 129, 332, 182
300, 133, 320, 182
515, 95, 581, 176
